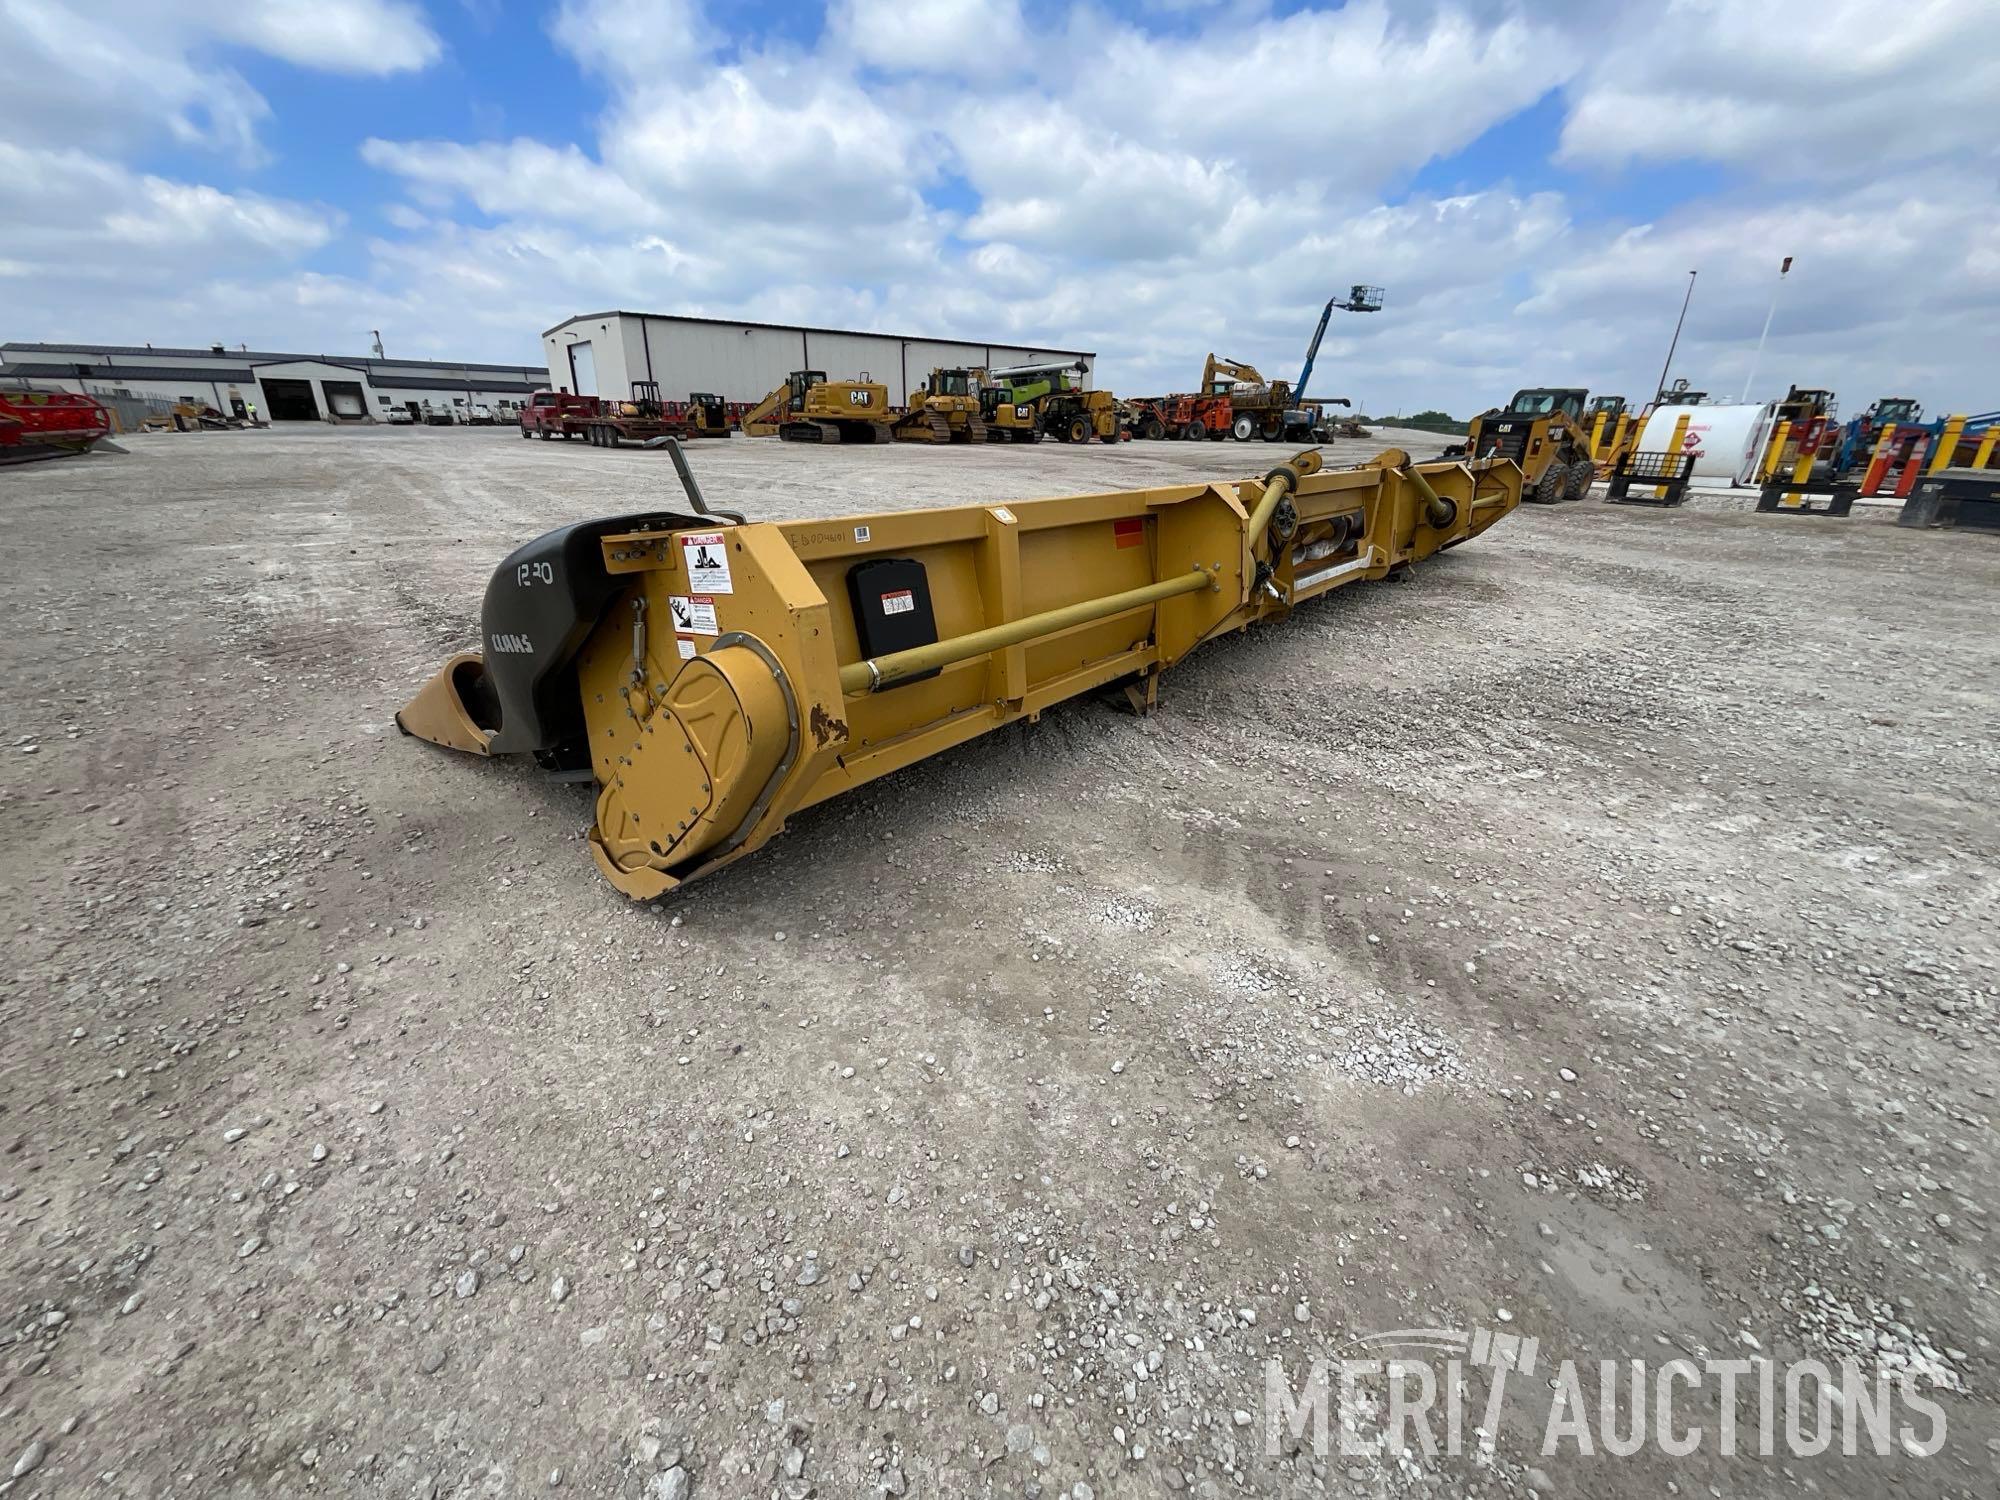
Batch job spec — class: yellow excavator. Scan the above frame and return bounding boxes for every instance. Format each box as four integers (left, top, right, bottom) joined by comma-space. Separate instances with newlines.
894, 367, 988, 443
742, 370, 894, 443
396, 440, 1526, 899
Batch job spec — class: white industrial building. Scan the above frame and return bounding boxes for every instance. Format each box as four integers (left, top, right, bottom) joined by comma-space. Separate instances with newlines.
541, 311, 1094, 408
0, 341, 546, 423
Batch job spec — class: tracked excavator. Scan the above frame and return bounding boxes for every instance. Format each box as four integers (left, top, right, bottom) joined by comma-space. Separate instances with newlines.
741, 370, 894, 443
397, 441, 1526, 899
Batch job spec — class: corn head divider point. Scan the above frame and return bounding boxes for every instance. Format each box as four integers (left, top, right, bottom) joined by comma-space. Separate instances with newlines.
397, 443, 1525, 899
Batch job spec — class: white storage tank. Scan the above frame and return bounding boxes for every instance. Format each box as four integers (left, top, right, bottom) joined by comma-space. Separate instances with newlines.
1633, 402, 1778, 486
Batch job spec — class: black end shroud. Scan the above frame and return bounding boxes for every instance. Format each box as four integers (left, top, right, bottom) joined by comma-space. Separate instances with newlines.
474, 511, 700, 755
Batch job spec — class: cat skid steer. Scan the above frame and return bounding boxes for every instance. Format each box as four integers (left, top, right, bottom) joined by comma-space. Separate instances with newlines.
398, 443, 1525, 899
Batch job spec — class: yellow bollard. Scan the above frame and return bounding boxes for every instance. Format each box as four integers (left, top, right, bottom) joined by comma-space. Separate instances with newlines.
1655, 411, 1692, 500
1759, 419, 1792, 484
1970, 425, 1999, 472
1929, 414, 1966, 471
1778, 422, 1821, 507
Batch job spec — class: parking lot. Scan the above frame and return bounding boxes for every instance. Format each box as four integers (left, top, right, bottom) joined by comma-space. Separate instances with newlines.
3, 426, 1995, 1498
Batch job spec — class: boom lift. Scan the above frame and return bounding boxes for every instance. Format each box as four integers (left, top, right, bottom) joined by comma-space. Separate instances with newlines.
1281, 284, 1384, 438
397, 442, 1527, 898
741, 370, 894, 443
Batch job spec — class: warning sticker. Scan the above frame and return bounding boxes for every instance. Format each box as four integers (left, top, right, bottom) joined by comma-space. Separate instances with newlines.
991, 506, 1016, 524
880, 588, 916, 616
675, 637, 697, 659
853, 524, 872, 543
668, 595, 719, 636
681, 532, 733, 594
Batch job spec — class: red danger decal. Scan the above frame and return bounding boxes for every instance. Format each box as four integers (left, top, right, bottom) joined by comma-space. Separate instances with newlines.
1113, 518, 1145, 548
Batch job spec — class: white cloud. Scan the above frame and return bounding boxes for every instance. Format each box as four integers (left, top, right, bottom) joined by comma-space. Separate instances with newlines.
361, 138, 659, 226
0, 0, 440, 164
104, 179, 340, 258
213, 0, 440, 75
0, 144, 339, 266
550, 0, 710, 82
1559, 0, 2000, 176
2, 1, 1994, 420
601, 62, 938, 227
828, 0, 1030, 75
1021, 1, 1571, 194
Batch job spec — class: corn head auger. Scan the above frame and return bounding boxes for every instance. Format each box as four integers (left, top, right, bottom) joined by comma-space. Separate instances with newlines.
398, 444, 1524, 899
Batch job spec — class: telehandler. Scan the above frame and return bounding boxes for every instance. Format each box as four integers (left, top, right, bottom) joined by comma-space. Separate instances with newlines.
398, 442, 1526, 898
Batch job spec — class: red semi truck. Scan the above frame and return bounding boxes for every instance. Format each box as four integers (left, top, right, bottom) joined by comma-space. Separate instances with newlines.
519, 390, 600, 440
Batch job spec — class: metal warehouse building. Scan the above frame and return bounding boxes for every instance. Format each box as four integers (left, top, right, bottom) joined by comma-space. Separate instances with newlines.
542, 311, 1094, 408
0, 341, 546, 423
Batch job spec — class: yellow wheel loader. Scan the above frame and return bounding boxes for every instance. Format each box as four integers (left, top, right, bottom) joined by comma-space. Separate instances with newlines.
398, 440, 1526, 900
894, 368, 989, 443
741, 370, 894, 443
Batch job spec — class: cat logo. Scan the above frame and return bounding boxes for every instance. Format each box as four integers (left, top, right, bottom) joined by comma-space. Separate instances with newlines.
848, 389, 871, 406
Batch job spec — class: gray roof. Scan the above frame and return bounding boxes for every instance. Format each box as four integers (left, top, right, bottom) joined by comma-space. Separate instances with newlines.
3, 341, 543, 379
368, 373, 538, 393
543, 310, 1096, 359
2, 360, 257, 383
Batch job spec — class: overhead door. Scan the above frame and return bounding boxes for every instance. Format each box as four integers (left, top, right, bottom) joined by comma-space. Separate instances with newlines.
260, 378, 320, 421
323, 381, 366, 419
567, 341, 597, 397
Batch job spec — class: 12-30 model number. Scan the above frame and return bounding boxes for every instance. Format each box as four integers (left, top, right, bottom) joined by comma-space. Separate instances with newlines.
516, 561, 555, 587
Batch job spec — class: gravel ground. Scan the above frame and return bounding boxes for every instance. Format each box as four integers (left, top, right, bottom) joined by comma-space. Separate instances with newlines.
2, 426, 1995, 1499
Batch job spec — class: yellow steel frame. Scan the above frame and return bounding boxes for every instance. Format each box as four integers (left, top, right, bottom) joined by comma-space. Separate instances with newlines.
562, 452, 1518, 897
402, 449, 1524, 900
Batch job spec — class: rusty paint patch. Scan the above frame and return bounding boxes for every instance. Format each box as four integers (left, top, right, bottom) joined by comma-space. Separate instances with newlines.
810, 704, 849, 748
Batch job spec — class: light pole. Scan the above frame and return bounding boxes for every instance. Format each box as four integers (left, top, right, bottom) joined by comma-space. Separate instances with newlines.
1653, 270, 1697, 404
1740, 256, 1791, 403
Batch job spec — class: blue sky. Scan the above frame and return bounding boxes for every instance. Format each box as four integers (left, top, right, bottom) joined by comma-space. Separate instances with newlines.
3, 0, 1994, 415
